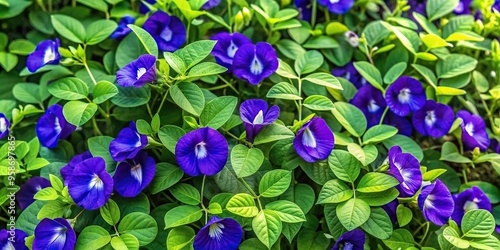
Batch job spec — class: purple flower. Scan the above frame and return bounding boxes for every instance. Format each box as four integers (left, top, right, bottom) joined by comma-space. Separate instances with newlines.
140, 0, 156, 14
67, 157, 113, 210
294, 117, 335, 162
331, 62, 367, 89
193, 216, 243, 250
491, 138, 500, 154
239, 99, 280, 142
0, 229, 28, 250
382, 199, 399, 224
36, 104, 76, 148
332, 229, 365, 250
27, 39, 61, 73
412, 100, 454, 138
406, 0, 427, 17
457, 110, 490, 151
0, 113, 9, 139
295, 0, 312, 21
143, 11, 186, 52
33, 218, 76, 250
60, 151, 93, 185
384, 111, 413, 136
385, 76, 426, 116
175, 127, 228, 176
16, 177, 51, 210
350, 85, 386, 128
211, 32, 252, 72
109, 121, 148, 162
113, 151, 156, 197
451, 187, 491, 225
453, 0, 472, 14
201, 0, 221, 10
318, 0, 354, 14
386, 146, 422, 197
110, 16, 136, 39
116, 54, 157, 88
418, 179, 454, 226
233, 42, 278, 85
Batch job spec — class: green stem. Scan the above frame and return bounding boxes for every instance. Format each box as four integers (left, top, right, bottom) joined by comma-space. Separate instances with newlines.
200, 175, 208, 224
311, 0, 317, 27
239, 178, 262, 210
298, 79, 303, 121
156, 89, 170, 115
91, 117, 103, 136
227, 0, 233, 32
146, 103, 154, 119
379, 106, 389, 125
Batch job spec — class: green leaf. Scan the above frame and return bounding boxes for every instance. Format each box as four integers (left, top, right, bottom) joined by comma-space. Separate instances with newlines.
76, 0, 108, 12
317, 179, 353, 204
383, 62, 407, 84
85, 20, 117, 45
137, 120, 153, 135
294, 50, 324, 76
356, 173, 399, 193
26, 158, 50, 171
440, 141, 471, 163
303, 36, 339, 49
396, 204, 412, 227
383, 135, 423, 161
169, 183, 200, 205
352, 61, 383, 91
469, 235, 500, 250
34, 187, 58, 201
426, 0, 459, 21
0, 51, 17, 72
259, 169, 292, 198
336, 198, 370, 231
302, 73, 343, 90
252, 210, 282, 249
187, 62, 227, 79
100, 199, 120, 226
0, 0, 31, 19
360, 207, 393, 240
324, 204, 347, 240
443, 226, 470, 249
328, 150, 362, 183
297, 229, 330, 250
118, 212, 157, 246
116, 32, 148, 68
199, 96, 237, 129
362, 20, 392, 47
166, 226, 195, 250
92, 80, 118, 104
412, 64, 438, 86
389, 25, 420, 54
110, 234, 139, 250
461, 209, 496, 238
265, 200, 306, 223
282, 183, 316, 214
149, 163, 184, 194
13, 83, 41, 104
164, 52, 186, 74
37, 200, 66, 219
253, 123, 294, 145
49, 174, 63, 192
51, 14, 86, 43
48, 77, 89, 100
170, 82, 205, 116
8, 39, 35, 55
87, 136, 114, 170
63, 101, 97, 126
75, 226, 111, 250
443, 15, 474, 38
231, 144, 264, 178
275, 59, 299, 79
128, 24, 158, 57
332, 102, 367, 137
175, 40, 216, 70
226, 193, 259, 217
362, 125, 398, 144
303, 95, 334, 111
158, 125, 185, 154
266, 82, 302, 100
347, 143, 367, 167
437, 54, 477, 79
111, 85, 150, 107
413, 12, 440, 36
325, 22, 349, 35
472, 71, 489, 93
382, 229, 415, 249
435, 86, 466, 96
421, 34, 450, 49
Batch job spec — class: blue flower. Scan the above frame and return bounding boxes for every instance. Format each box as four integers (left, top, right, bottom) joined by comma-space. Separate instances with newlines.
0, 229, 28, 250
294, 117, 335, 162
491, 138, 500, 154
33, 218, 76, 250
457, 110, 490, 151
384, 110, 413, 136
382, 199, 399, 224
60, 151, 93, 185
143, 11, 186, 52
113, 151, 156, 197
110, 16, 136, 39
387, 146, 422, 197
201, 0, 222, 10
412, 100, 454, 138
27, 39, 61, 73
0, 113, 9, 139
36, 104, 76, 148
116, 54, 157, 88
193, 216, 243, 250
318, 0, 354, 14
331, 62, 367, 89
140, 0, 156, 14
175, 127, 228, 176
239, 99, 280, 142
233, 42, 278, 85
17, 177, 50, 210
211, 32, 252, 72
295, 0, 313, 21
109, 121, 148, 162
332, 229, 365, 250
385, 76, 426, 116
67, 157, 113, 210
451, 186, 491, 226
453, 0, 472, 14
350, 84, 386, 128
418, 179, 454, 226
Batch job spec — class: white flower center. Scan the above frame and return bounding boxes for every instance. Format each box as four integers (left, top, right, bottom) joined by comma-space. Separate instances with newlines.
35, 185, 43, 192
302, 127, 317, 148
329, 0, 340, 3
367, 99, 380, 113
131, 164, 143, 184
134, 132, 143, 148
344, 71, 351, 80
424, 194, 435, 209
227, 41, 238, 58
250, 57, 263, 75
398, 88, 411, 103
88, 174, 104, 190
253, 110, 264, 125
342, 242, 354, 250
4, 241, 15, 250
44, 47, 56, 64
454, 2, 464, 12
54, 116, 62, 134
48, 226, 67, 247
463, 200, 479, 212
0, 118, 7, 133
425, 110, 436, 127
195, 141, 208, 159
465, 122, 474, 136
160, 26, 173, 42
136, 67, 147, 80
208, 223, 225, 240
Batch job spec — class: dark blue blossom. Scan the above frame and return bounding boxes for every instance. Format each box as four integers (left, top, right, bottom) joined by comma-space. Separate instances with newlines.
116, 54, 157, 88
405, 0, 427, 17
67, 157, 113, 210
387, 146, 422, 197
454, 0, 472, 14
350, 85, 386, 128
175, 127, 228, 176
239, 99, 280, 143
211, 32, 252, 72
27, 39, 61, 73
201, 0, 221, 10
60, 151, 93, 185
295, 0, 312, 21
0, 113, 9, 139
332, 229, 365, 250
457, 110, 490, 151
109, 121, 148, 162
384, 111, 413, 136
385, 76, 426, 116
193, 216, 243, 250
491, 138, 500, 154
318, 0, 354, 14
33, 218, 76, 250
294, 117, 335, 162
36, 104, 76, 148
140, 0, 156, 14
412, 100, 454, 138
113, 151, 156, 197
331, 62, 367, 89
451, 186, 491, 225
17, 176, 50, 210
143, 11, 186, 52
382, 199, 399, 224
233, 42, 278, 85
418, 179, 454, 226
110, 16, 136, 39
0, 229, 28, 250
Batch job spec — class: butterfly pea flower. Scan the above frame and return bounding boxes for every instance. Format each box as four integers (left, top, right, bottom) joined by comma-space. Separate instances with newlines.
201, 0, 221, 10
457, 110, 490, 151
16, 177, 50, 210
116, 54, 157, 88
140, 0, 156, 14
491, 138, 500, 154
109, 121, 148, 162
412, 100, 454, 138
451, 187, 492, 225
36, 104, 76, 148
318, 0, 354, 14
295, 0, 313, 21
60, 151, 93, 185
332, 229, 365, 250
211, 32, 252, 72
331, 62, 367, 89
27, 38, 61, 73
384, 111, 413, 136
385, 76, 426, 117
175, 127, 228, 176
110, 16, 136, 39
67, 157, 113, 210
387, 146, 422, 197
143, 11, 186, 52
233, 42, 278, 85
382, 199, 399, 224
0, 113, 9, 139
239, 99, 280, 143
193, 216, 243, 250
453, 0, 472, 14
350, 85, 386, 128
113, 151, 156, 197
33, 218, 76, 250
294, 117, 335, 163
418, 179, 454, 226
1, 229, 28, 250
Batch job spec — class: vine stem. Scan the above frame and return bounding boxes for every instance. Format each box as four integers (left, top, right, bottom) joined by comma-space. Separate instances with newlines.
200, 175, 208, 224
379, 106, 389, 125
239, 178, 263, 210
298, 78, 303, 121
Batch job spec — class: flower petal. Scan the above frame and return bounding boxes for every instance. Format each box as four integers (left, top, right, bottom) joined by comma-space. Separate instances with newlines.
113, 151, 156, 197
418, 179, 454, 226
33, 218, 76, 250
193, 216, 243, 250
16, 177, 51, 210
294, 117, 334, 162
